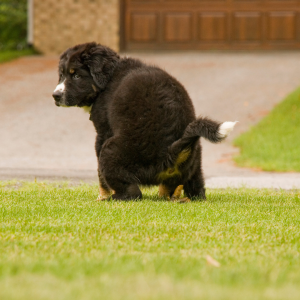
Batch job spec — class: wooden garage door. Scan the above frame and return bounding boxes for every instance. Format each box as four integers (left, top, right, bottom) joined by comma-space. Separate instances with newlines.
122, 0, 300, 50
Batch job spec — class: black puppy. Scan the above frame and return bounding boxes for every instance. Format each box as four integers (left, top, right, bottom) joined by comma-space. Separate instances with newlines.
52, 42, 237, 201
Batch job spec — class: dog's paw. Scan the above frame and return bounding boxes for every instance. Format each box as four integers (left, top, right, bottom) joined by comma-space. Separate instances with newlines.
218, 121, 238, 138
169, 185, 191, 203
173, 197, 191, 203
96, 187, 112, 201
95, 195, 110, 201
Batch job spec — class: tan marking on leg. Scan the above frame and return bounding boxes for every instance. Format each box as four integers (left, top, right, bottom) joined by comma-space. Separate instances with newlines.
170, 185, 190, 203
176, 149, 191, 166
157, 150, 190, 182
158, 184, 170, 198
172, 185, 184, 199
96, 186, 111, 201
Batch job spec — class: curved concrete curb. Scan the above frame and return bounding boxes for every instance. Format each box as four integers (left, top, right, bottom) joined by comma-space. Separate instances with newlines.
0, 168, 97, 182
1, 168, 300, 190
206, 175, 300, 190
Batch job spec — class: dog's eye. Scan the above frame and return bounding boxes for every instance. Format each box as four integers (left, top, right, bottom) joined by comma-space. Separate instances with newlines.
73, 73, 81, 80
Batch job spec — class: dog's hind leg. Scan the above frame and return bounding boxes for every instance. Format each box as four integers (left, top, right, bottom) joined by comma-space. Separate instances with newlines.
99, 138, 142, 201
183, 167, 206, 200
158, 184, 190, 203
101, 167, 142, 201
111, 183, 142, 201
158, 184, 172, 198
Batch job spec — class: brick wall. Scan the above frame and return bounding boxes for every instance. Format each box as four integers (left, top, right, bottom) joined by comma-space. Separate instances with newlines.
33, 0, 119, 55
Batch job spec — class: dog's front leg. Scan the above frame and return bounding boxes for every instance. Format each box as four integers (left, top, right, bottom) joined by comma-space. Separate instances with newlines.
96, 171, 112, 201
96, 156, 113, 201
95, 134, 113, 201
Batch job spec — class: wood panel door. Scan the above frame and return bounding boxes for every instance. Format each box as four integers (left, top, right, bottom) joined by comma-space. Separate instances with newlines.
122, 0, 300, 50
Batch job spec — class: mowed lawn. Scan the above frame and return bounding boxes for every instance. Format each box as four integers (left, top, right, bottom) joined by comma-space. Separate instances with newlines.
234, 87, 300, 172
0, 181, 300, 300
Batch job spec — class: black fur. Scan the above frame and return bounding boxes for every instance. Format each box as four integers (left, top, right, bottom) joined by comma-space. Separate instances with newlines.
53, 42, 229, 201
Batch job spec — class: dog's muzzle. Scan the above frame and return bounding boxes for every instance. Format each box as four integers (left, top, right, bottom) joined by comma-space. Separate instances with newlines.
52, 90, 64, 106
53, 80, 66, 106
52, 90, 63, 102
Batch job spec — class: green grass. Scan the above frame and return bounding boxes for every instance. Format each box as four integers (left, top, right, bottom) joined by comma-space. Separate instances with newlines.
1, 181, 300, 300
0, 49, 36, 64
234, 87, 300, 172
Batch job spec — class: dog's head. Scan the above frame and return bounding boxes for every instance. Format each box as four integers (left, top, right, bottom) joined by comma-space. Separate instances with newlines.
52, 42, 120, 107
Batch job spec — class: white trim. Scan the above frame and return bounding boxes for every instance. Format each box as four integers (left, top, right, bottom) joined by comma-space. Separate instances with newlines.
54, 80, 66, 92
218, 121, 238, 138
27, 0, 34, 44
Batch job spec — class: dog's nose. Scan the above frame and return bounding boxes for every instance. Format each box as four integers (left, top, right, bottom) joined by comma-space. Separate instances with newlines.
52, 90, 62, 101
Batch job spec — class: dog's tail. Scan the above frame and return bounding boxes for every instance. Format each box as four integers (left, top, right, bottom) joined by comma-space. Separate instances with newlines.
166, 117, 238, 166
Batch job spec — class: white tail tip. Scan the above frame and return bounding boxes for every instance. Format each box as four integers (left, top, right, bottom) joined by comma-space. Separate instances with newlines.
218, 121, 238, 138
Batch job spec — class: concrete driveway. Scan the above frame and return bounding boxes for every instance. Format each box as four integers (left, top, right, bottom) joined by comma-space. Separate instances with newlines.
1, 51, 300, 188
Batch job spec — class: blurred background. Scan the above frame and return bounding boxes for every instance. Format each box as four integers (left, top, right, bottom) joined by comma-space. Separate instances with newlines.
0, 0, 33, 62
1, 0, 300, 184
2, 0, 300, 54
0, 0, 27, 51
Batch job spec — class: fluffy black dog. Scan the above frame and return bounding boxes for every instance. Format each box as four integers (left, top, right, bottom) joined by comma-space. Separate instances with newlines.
52, 42, 236, 201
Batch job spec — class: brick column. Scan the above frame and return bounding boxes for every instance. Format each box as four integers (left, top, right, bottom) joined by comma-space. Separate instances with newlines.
33, 0, 120, 54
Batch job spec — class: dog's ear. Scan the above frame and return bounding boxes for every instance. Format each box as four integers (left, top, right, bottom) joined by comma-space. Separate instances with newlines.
81, 43, 120, 90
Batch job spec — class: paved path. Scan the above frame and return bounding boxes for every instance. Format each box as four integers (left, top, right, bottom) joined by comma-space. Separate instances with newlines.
1, 52, 300, 188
